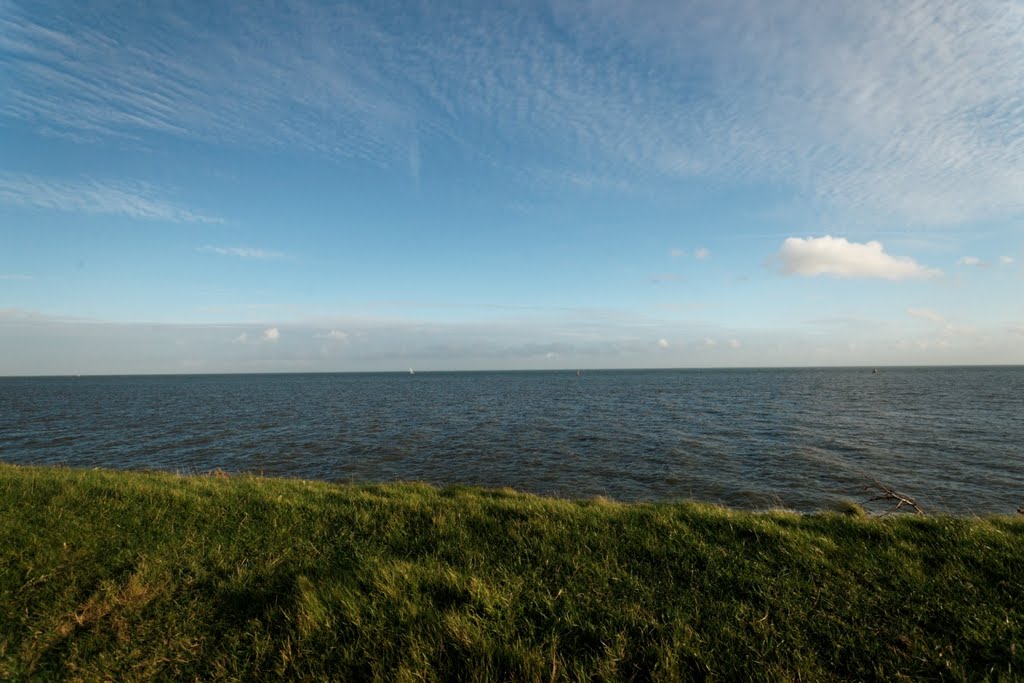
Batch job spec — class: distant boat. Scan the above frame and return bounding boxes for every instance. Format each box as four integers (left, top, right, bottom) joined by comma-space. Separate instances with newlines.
576, 370, 581, 377
872, 368, 879, 374
409, 368, 415, 375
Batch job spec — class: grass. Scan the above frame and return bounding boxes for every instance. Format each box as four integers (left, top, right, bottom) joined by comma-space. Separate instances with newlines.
1, 464, 1022, 681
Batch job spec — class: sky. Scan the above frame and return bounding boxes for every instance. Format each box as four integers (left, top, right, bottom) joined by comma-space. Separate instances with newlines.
1, 0, 1023, 374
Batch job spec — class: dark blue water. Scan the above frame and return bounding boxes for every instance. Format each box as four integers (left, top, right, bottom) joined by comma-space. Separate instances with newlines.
1, 368, 1021, 514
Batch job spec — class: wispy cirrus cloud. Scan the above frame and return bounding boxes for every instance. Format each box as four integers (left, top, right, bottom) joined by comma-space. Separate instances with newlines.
3, 1, 1023, 224
198, 246, 286, 260
907, 308, 946, 323
1, 2, 415, 167
0, 274, 33, 280
0, 172, 221, 223
778, 236, 941, 280
566, 0, 1024, 224
905, 308, 975, 337
667, 247, 709, 262
650, 272, 681, 285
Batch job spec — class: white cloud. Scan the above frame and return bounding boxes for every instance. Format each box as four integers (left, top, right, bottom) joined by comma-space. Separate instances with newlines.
232, 332, 248, 344
957, 256, 987, 267
778, 235, 941, 280
0, 172, 221, 223
1000, 256, 1014, 265
727, 338, 741, 349
199, 246, 286, 260
907, 308, 945, 323
906, 308, 975, 338
314, 330, 349, 342
667, 247, 708, 261
942, 323, 976, 338
657, 338, 670, 349
262, 327, 280, 342
702, 337, 717, 348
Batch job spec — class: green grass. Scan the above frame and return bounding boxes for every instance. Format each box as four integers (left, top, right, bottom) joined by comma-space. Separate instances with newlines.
1, 464, 1022, 681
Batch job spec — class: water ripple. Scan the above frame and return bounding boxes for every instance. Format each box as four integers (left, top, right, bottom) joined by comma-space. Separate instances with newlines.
1, 367, 1022, 513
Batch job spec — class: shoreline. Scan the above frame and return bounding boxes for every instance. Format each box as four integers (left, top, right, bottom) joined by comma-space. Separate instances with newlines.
0, 461, 1013, 518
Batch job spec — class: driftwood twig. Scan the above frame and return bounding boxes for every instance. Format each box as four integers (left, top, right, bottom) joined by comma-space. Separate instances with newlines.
861, 478, 925, 516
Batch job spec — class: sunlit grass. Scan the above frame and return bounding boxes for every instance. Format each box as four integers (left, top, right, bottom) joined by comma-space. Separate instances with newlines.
2, 464, 1021, 680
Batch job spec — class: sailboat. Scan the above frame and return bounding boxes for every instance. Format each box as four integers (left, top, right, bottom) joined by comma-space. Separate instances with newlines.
409, 368, 415, 375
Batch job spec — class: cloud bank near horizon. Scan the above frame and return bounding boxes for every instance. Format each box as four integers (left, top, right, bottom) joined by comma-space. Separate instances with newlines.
1, 307, 1019, 376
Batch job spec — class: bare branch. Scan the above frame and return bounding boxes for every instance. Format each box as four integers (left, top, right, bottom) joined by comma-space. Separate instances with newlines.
861, 478, 925, 516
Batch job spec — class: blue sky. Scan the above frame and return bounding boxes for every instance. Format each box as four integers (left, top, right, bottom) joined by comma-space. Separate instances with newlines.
1, 0, 1022, 374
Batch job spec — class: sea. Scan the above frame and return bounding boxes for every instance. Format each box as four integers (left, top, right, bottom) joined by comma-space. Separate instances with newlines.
1, 367, 1021, 515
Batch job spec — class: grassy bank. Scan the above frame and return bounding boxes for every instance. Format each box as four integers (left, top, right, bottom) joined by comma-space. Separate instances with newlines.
1, 465, 1022, 681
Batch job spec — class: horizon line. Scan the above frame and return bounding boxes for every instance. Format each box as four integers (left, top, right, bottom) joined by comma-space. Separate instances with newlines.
2, 364, 1022, 379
